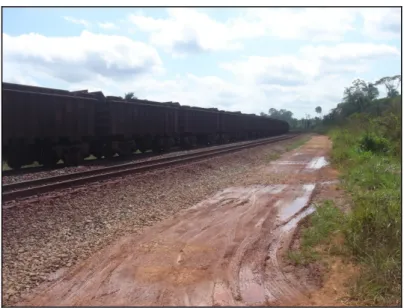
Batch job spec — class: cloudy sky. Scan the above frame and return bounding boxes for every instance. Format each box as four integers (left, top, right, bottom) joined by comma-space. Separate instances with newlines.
3, 7, 401, 118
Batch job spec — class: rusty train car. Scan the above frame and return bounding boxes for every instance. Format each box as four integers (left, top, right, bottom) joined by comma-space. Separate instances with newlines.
2, 82, 290, 169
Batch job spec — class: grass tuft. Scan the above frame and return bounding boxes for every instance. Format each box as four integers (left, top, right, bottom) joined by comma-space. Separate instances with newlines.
286, 135, 312, 152
292, 120, 401, 305
288, 201, 344, 266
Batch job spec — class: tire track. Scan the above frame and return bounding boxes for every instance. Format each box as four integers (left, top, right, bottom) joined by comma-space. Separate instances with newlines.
18, 137, 331, 306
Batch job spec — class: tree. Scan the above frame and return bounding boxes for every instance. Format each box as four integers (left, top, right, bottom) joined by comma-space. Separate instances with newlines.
315, 106, 322, 117
267, 108, 294, 123
340, 79, 380, 116
124, 92, 137, 100
320, 75, 402, 128
374, 75, 401, 98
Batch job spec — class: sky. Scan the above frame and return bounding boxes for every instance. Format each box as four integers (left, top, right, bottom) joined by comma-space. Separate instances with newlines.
2, 7, 401, 118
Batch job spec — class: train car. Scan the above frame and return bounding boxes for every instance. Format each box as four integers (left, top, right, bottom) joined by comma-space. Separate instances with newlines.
269, 118, 289, 135
245, 113, 265, 139
238, 113, 252, 139
2, 88, 97, 168
91, 97, 181, 157
248, 114, 260, 139
258, 116, 270, 137
127, 98, 180, 153
2, 82, 291, 169
2, 82, 72, 96
280, 118, 289, 134
178, 105, 220, 147
219, 111, 248, 142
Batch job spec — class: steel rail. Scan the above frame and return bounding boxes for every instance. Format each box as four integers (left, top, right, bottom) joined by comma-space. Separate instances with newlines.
2, 134, 298, 203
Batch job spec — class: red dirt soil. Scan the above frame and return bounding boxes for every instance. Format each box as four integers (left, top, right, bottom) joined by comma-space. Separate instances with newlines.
18, 136, 338, 306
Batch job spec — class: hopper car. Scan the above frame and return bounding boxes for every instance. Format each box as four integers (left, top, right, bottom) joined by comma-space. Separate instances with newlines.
2, 82, 290, 169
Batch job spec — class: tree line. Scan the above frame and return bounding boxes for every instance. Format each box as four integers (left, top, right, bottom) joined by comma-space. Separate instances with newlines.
260, 74, 401, 130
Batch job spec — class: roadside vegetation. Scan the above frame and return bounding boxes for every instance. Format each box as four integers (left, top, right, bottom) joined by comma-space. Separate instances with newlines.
285, 135, 312, 152
283, 75, 402, 305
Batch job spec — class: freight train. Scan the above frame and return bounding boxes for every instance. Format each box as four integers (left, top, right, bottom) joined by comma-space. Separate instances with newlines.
2, 82, 290, 169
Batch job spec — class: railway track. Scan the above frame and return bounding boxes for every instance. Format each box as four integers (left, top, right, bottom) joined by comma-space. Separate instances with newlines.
3, 136, 286, 178
2, 134, 298, 204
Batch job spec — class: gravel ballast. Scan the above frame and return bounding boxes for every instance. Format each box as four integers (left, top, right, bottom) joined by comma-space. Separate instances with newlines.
2, 135, 305, 305
2, 138, 275, 185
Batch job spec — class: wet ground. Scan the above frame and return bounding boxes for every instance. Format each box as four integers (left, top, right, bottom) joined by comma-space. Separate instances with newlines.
18, 135, 336, 306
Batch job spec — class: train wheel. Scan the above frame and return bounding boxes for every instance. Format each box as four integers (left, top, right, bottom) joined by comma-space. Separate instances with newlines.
63, 148, 82, 167
180, 136, 191, 149
138, 146, 148, 153
7, 156, 23, 170
219, 135, 227, 144
191, 136, 197, 148
118, 150, 132, 158
103, 146, 115, 159
93, 151, 104, 159
91, 145, 104, 159
118, 142, 133, 158
136, 138, 151, 153
152, 144, 163, 153
161, 137, 173, 152
41, 150, 59, 168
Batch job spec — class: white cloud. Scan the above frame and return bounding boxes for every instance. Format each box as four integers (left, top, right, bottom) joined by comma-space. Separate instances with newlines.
216, 41, 399, 116
2, 62, 41, 86
360, 8, 401, 39
63, 16, 91, 28
128, 9, 244, 54
3, 31, 163, 84
243, 8, 357, 41
221, 43, 399, 88
128, 8, 402, 56
300, 43, 400, 61
221, 55, 321, 87
128, 8, 361, 55
98, 22, 119, 30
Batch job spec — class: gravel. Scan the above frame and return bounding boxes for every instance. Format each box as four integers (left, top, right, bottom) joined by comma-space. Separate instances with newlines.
2, 137, 283, 185
2, 135, 303, 305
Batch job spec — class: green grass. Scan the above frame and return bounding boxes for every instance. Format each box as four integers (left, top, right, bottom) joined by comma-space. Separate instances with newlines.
265, 135, 311, 163
329, 127, 401, 305
266, 152, 281, 162
288, 201, 344, 266
2, 161, 11, 171
291, 120, 401, 305
286, 135, 311, 152
2, 160, 41, 171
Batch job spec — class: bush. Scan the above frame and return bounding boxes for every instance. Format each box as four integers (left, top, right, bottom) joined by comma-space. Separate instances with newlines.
329, 123, 401, 304
288, 201, 345, 266
359, 133, 390, 154
295, 93, 401, 304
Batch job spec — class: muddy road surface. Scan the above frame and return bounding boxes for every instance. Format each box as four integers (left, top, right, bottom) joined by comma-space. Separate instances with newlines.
19, 136, 332, 306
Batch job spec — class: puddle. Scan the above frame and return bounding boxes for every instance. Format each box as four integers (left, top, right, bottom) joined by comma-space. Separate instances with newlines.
46, 267, 69, 282
319, 180, 339, 185
282, 205, 316, 232
271, 161, 306, 165
306, 157, 329, 169
213, 281, 234, 306
239, 266, 266, 305
278, 184, 316, 221
267, 184, 288, 194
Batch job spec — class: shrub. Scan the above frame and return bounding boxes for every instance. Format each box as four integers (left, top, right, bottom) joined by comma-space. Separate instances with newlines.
359, 133, 390, 154
329, 125, 401, 304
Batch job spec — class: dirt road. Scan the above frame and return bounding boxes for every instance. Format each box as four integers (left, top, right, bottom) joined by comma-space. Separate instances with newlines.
18, 136, 334, 306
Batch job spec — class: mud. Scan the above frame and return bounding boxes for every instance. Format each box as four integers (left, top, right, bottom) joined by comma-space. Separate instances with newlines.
18, 135, 334, 306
